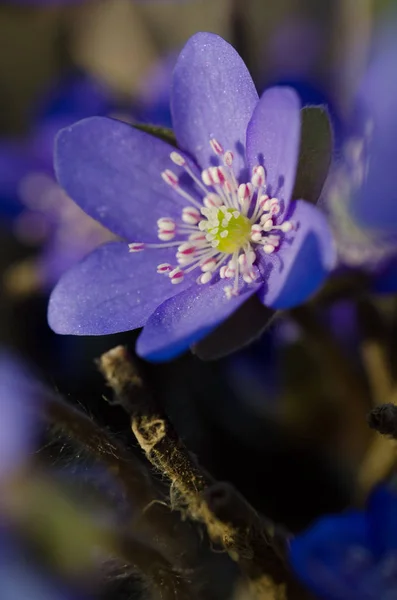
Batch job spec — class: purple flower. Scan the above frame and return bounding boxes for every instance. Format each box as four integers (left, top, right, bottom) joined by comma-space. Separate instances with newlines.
48, 33, 336, 361
326, 15, 397, 291
290, 486, 397, 600
0, 352, 41, 482
0, 76, 115, 292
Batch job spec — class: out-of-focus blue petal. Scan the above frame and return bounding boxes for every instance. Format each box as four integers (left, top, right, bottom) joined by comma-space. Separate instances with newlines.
349, 17, 397, 235
290, 486, 397, 600
367, 487, 397, 557
0, 353, 40, 481
371, 258, 397, 294
0, 143, 40, 216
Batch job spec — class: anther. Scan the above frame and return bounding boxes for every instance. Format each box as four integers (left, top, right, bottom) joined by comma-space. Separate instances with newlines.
223, 151, 234, 167
198, 271, 213, 284
220, 265, 228, 279
182, 207, 201, 224
225, 286, 238, 299
263, 244, 276, 254
251, 165, 265, 188
238, 184, 252, 213
157, 263, 172, 274
158, 230, 175, 241
169, 267, 184, 284
258, 195, 270, 210
280, 221, 293, 232
170, 151, 186, 166
189, 232, 206, 242
128, 242, 145, 252
157, 217, 176, 230
202, 169, 214, 187
162, 170, 179, 187
209, 138, 224, 156
177, 243, 196, 255
243, 270, 257, 283
203, 193, 223, 208
200, 257, 217, 272
262, 218, 274, 232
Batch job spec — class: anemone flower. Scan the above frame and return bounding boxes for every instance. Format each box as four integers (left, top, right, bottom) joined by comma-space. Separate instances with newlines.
48, 33, 336, 361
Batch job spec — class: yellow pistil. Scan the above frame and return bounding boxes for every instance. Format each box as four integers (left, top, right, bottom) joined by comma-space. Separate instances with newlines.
212, 208, 252, 253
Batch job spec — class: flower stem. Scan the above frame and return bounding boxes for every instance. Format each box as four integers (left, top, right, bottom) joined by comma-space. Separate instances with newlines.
98, 345, 312, 600
41, 388, 200, 569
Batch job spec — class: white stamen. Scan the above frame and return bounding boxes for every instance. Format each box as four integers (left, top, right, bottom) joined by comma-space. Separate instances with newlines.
251, 165, 265, 188
158, 230, 175, 241
209, 138, 224, 156
157, 263, 172, 273
200, 257, 217, 272
169, 267, 184, 284
204, 193, 223, 208
263, 244, 276, 254
198, 271, 213, 284
223, 151, 234, 167
128, 242, 145, 252
170, 151, 186, 166
202, 169, 213, 187
130, 137, 298, 300
178, 242, 196, 255
161, 169, 179, 187
280, 221, 293, 232
157, 217, 176, 230
182, 207, 201, 225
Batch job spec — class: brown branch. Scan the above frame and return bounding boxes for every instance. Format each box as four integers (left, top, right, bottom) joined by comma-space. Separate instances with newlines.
115, 531, 194, 600
40, 388, 200, 569
98, 346, 312, 600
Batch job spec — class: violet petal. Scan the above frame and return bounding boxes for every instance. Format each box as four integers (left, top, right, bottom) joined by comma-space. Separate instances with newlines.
48, 242, 195, 335
246, 87, 301, 215
171, 32, 258, 178
257, 200, 336, 309
55, 116, 195, 242
136, 278, 262, 362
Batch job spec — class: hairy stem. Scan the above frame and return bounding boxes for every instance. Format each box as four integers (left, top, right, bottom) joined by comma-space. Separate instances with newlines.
98, 345, 312, 600
41, 388, 200, 568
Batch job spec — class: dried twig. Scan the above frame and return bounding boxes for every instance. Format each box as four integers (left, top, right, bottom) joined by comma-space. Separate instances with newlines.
98, 346, 312, 600
41, 388, 200, 569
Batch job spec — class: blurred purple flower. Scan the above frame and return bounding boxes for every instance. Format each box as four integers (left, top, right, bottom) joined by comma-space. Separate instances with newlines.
327, 16, 397, 292
0, 352, 41, 482
0, 76, 116, 291
48, 33, 336, 361
290, 485, 397, 600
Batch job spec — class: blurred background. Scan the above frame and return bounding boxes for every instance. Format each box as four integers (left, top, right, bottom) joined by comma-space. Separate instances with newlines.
0, 1, 396, 599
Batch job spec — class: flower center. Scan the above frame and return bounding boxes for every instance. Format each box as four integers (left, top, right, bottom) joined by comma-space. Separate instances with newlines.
203, 207, 252, 253
128, 138, 295, 298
